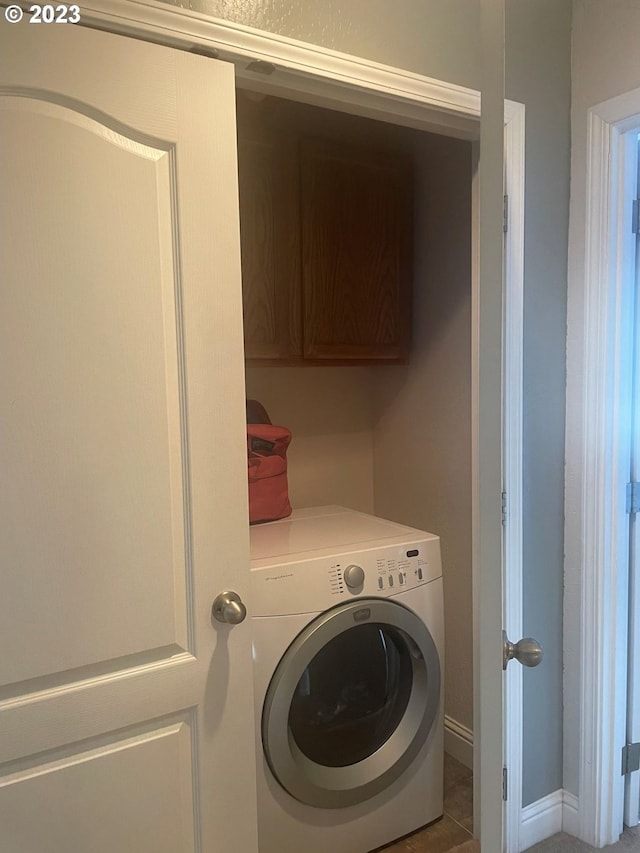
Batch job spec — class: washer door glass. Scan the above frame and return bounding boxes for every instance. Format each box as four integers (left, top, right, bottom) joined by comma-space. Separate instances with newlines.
289, 623, 412, 767
262, 597, 440, 809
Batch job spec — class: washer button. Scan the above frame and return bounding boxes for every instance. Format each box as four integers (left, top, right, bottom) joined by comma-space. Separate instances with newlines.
388, 575, 394, 588
378, 577, 384, 590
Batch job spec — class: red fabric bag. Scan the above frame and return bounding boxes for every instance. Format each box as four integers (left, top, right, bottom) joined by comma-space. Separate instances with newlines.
247, 401, 292, 525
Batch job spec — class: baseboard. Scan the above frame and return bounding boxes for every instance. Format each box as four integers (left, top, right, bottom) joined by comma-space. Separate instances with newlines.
444, 714, 473, 770
519, 789, 579, 850
520, 790, 564, 850
561, 791, 578, 836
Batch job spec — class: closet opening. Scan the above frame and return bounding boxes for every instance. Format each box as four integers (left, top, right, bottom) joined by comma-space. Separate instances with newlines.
236, 87, 475, 837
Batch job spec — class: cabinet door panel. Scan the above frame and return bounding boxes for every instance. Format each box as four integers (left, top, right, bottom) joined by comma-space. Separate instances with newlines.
300, 138, 412, 362
238, 107, 301, 361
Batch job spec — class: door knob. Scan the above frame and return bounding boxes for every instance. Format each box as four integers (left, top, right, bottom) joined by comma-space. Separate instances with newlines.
212, 591, 247, 625
503, 630, 543, 670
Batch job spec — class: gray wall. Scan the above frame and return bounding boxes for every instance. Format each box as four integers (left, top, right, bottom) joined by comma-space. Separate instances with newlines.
150, 0, 572, 809
506, 0, 572, 807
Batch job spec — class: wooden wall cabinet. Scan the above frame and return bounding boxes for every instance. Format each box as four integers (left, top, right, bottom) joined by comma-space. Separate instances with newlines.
237, 98, 413, 365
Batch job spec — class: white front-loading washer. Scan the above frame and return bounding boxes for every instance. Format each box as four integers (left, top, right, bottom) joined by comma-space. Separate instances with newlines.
250, 505, 444, 853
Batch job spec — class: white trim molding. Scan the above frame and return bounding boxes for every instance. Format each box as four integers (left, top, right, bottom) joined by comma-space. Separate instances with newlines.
519, 789, 579, 851
444, 715, 474, 771
520, 790, 564, 851
503, 100, 526, 853
564, 86, 640, 846
562, 791, 579, 838
74, 0, 481, 139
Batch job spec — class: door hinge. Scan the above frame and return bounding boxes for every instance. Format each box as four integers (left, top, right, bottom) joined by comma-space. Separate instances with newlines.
632, 198, 639, 234
503, 194, 509, 233
501, 491, 507, 526
622, 742, 640, 775
503, 767, 508, 801
626, 482, 640, 514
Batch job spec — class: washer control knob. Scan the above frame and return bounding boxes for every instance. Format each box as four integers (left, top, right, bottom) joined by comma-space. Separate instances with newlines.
343, 564, 365, 589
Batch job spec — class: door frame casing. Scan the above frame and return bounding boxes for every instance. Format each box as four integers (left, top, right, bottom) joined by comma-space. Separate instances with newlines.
564, 86, 640, 845
503, 97, 527, 853
48, 0, 525, 845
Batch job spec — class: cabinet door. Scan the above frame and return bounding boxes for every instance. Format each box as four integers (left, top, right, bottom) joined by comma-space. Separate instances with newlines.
300, 138, 412, 362
237, 100, 301, 361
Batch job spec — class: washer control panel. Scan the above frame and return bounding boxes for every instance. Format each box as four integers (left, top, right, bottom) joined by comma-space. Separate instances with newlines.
326, 544, 435, 598
250, 533, 442, 617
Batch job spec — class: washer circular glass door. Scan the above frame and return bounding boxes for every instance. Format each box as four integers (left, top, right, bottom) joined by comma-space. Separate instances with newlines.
262, 597, 441, 808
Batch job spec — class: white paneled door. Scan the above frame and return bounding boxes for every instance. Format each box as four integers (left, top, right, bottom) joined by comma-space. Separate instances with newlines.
0, 22, 257, 853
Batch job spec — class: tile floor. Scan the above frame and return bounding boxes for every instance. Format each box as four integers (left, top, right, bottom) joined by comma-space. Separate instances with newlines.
378, 754, 474, 853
